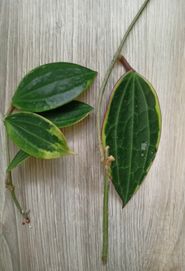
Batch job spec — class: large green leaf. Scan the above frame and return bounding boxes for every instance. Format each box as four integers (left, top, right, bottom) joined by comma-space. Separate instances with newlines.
7, 150, 29, 171
5, 112, 73, 159
41, 100, 93, 128
12, 62, 97, 112
102, 71, 161, 206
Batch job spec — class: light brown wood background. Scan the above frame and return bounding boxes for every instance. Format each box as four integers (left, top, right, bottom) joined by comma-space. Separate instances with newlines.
0, 0, 185, 270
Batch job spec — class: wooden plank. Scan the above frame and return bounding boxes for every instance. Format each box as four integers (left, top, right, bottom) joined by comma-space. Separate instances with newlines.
0, 0, 185, 270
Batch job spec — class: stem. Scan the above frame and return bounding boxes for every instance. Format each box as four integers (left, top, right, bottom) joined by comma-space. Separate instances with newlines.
6, 172, 30, 224
5, 106, 30, 224
97, 0, 150, 264
102, 174, 110, 264
118, 55, 135, 72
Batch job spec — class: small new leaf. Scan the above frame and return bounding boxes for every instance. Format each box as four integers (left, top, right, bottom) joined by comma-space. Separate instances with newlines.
102, 71, 161, 206
7, 150, 29, 172
5, 112, 73, 159
12, 62, 97, 112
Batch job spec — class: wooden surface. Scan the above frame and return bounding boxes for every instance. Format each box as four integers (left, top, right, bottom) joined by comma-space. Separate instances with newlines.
0, 0, 185, 270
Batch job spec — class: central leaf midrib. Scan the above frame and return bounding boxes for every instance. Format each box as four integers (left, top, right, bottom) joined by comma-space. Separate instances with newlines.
15, 71, 94, 99
124, 76, 135, 203
12, 116, 54, 130
10, 122, 62, 151
113, 74, 133, 192
14, 80, 89, 103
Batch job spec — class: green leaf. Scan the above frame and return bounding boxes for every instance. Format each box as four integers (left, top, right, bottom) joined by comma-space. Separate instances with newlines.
40, 101, 93, 128
7, 150, 29, 171
102, 71, 161, 206
5, 112, 73, 159
12, 62, 97, 112
7, 101, 93, 171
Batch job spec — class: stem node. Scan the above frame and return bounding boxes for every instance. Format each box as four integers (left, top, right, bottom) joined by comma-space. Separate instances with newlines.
5, 154, 30, 224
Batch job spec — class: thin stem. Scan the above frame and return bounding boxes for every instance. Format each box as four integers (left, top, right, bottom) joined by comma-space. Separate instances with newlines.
5, 106, 30, 224
97, 0, 151, 264
6, 172, 30, 224
102, 174, 110, 264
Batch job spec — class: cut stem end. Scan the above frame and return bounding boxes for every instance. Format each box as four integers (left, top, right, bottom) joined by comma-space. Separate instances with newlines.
102, 255, 108, 265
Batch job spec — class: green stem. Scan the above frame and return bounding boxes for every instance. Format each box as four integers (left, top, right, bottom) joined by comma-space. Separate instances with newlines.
102, 174, 110, 264
5, 105, 30, 224
6, 172, 30, 223
97, 0, 151, 264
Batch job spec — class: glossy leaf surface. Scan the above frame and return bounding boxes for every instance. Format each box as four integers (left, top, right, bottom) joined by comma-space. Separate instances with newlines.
7, 150, 29, 171
7, 101, 93, 170
41, 101, 93, 128
102, 71, 161, 206
12, 62, 97, 112
5, 112, 73, 159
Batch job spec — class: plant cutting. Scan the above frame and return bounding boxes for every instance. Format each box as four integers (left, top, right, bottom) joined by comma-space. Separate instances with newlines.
97, 0, 162, 264
4, 62, 97, 223
2, 0, 161, 265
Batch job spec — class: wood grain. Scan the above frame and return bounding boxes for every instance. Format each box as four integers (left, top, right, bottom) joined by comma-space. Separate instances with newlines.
0, 0, 185, 270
